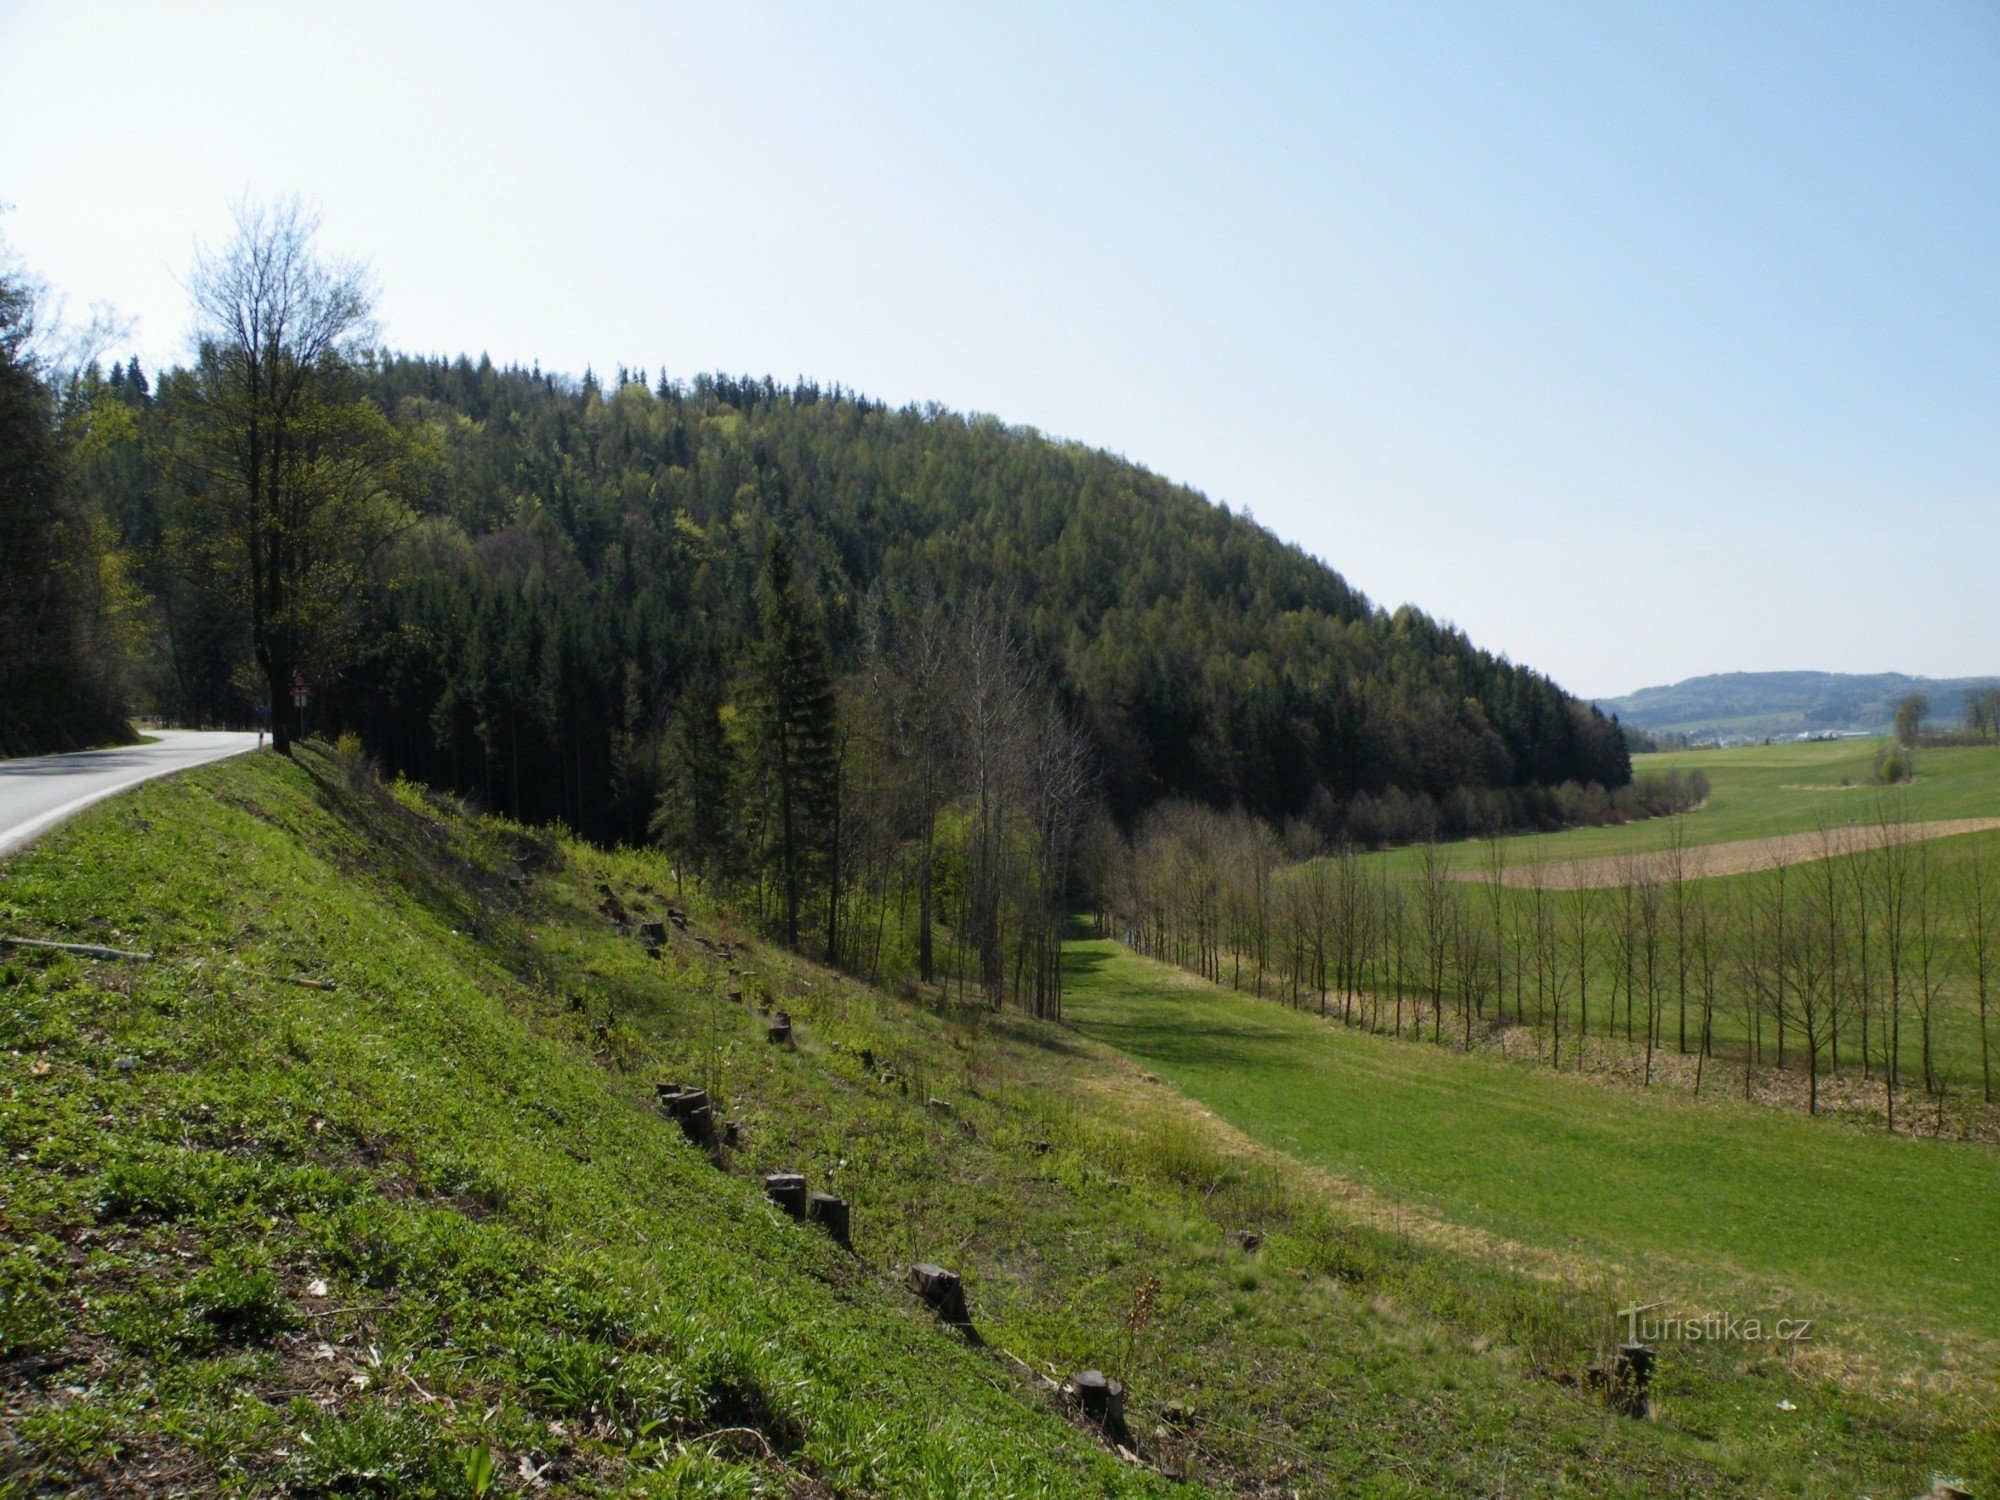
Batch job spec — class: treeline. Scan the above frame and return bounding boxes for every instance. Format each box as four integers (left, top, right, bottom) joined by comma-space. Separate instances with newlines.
1108, 803, 1995, 1126
1341, 766, 1708, 846
0, 239, 134, 755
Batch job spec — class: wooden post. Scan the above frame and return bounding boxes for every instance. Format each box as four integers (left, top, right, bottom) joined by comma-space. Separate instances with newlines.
806, 1191, 851, 1247
907, 1263, 970, 1326
764, 1172, 808, 1220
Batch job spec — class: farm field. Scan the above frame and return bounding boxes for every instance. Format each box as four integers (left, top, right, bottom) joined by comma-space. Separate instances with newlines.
1063, 932, 2000, 1357
1365, 739, 2000, 877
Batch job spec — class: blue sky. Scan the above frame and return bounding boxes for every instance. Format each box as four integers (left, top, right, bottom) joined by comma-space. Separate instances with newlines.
3, 1, 1994, 698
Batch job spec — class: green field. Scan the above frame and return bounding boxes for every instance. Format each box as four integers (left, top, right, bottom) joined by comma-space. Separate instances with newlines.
1365, 738, 2000, 877
1065, 933, 2000, 1343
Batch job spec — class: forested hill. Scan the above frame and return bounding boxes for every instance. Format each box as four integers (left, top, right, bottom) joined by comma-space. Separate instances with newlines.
98, 355, 1627, 838
1599, 671, 2000, 738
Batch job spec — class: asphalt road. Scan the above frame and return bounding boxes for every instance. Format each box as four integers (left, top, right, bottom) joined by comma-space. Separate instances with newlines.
0, 730, 261, 856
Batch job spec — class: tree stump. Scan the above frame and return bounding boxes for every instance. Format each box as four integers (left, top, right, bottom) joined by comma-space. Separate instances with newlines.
908, 1263, 970, 1326
859, 1048, 875, 1071
1068, 1370, 1128, 1435
655, 1085, 716, 1151
764, 1172, 808, 1220
767, 1015, 792, 1045
639, 920, 667, 948
806, 1191, 851, 1247
1591, 1342, 1655, 1417
1232, 1229, 1263, 1252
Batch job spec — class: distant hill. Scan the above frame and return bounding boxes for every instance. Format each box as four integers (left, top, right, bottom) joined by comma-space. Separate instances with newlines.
1597, 671, 2000, 739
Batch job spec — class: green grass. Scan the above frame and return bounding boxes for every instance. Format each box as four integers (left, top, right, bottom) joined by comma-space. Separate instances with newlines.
3, 745, 1994, 1495
1064, 931, 2000, 1489
1366, 738, 2000, 876
0, 749, 1175, 1498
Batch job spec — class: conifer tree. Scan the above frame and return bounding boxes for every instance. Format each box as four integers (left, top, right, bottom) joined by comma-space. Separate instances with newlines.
651, 669, 735, 890
749, 535, 839, 948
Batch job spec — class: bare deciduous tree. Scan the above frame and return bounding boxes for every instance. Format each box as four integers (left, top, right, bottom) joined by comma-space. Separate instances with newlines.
176, 198, 409, 752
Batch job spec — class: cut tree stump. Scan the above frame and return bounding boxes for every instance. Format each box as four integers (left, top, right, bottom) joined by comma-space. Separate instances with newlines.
764, 1172, 807, 1220
806, 1191, 851, 1247
638, 921, 668, 948
767, 1011, 792, 1045
655, 1084, 716, 1151
908, 1263, 970, 1326
1587, 1342, 1655, 1418
1067, 1370, 1128, 1435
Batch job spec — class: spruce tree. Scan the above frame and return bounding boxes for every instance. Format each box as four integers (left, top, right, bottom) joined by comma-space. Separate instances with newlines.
749, 535, 839, 949
650, 668, 735, 890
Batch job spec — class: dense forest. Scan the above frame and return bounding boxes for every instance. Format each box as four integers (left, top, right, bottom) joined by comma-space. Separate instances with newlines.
19, 206, 1633, 1002
0, 242, 135, 756
84, 352, 1630, 827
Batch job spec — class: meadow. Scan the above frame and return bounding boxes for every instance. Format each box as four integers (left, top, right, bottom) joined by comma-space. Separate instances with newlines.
1366, 738, 2000, 876
1064, 934, 2000, 1344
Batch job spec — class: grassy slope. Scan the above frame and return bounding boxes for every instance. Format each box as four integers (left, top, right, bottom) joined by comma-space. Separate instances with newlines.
1064, 934, 2000, 1493
0, 751, 1170, 1498
3, 748, 1871, 1498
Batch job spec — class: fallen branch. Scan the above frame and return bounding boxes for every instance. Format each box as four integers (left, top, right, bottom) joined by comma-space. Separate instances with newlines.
232, 964, 338, 992
0, 935, 154, 963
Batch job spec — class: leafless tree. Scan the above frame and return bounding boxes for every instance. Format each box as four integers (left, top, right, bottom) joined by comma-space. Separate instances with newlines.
1964, 846, 1994, 1104
177, 198, 403, 752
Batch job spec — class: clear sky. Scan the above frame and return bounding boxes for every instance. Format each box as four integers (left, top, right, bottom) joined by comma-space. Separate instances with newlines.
3, 1, 1995, 699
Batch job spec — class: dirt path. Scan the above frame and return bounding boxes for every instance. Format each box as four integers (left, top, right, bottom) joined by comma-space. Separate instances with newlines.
1457, 817, 2000, 890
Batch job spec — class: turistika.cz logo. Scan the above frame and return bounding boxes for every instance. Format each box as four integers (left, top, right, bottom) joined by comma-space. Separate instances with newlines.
1617, 1302, 1814, 1345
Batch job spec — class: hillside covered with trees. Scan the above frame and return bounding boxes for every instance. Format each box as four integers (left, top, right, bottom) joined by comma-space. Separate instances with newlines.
0, 238, 135, 756
83, 356, 1629, 827
41, 206, 1630, 1001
